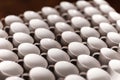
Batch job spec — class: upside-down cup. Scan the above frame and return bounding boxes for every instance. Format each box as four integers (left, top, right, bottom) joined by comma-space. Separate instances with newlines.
107, 60, 120, 80
4, 15, 23, 25
71, 16, 90, 30
77, 55, 101, 72
41, 7, 59, 17
106, 32, 120, 47
0, 29, 8, 38
68, 42, 90, 58
40, 38, 61, 52
54, 61, 79, 78
83, 6, 101, 17
108, 11, 120, 23
99, 4, 115, 14
29, 19, 49, 31
91, 14, 109, 26
87, 68, 111, 80
93, 0, 108, 6
47, 48, 70, 64
67, 9, 84, 19
34, 28, 55, 42
59, 1, 77, 12
99, 48, 120, 65
80, 27, 100, 40
13, 32, 34, 46
55, 22, 74, 34
0, 49, 18, 62
87, 37, 107, 52
23, 54, 48, 71
99, 22, 117, 36
0, 61, 23, 80
5, 76, 24, 80
10, 22, 30, 35
0, 38, 13, 50
61, 31, 82, 46
65, 74, 86, 80
76, 0, 92, 10
23, 10, 42, 21
29, 67, 55, 80
18, 43, 40, 58
47, 14, 65, 25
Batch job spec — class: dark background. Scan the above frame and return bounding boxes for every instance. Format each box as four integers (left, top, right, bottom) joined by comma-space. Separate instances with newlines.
0, 0, 120, 18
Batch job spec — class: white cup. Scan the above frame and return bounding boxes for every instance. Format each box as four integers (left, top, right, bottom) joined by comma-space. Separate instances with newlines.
10, 22, 30, 35
5, 15, 23, 25
99, 48, 120, 65
76, 0, 92, 10
47, 14, 65, 25
0, 49, 18, 61
47, 48, 70, 64
34, 28, 55, 41
54, 61, 79, 77
0, 61, 23, 80
68, 42, 90, 58
77, 55, 101, 72
93, 0, 108, 6
80, 27, 100, 40
18, 43, 40, 58
99, 22, 117, 36
108, 60, 120, 80
0, 29, 8, 38
67, 9, 83, 18
59, 1, 77, 12
108, 11, 120, 23
41, 7, 59, 17
0, 38, 13, 50
99, 4, 115, 14
84, 6, 101, 17
87, 68, 111, 80
65, 74, 86, 80
29, 19, 49, 31
23, 11, 42, 21
29, 67, 55, 80
23, 54, 48, 71
61, 31, 82, 45
91, 14, 109, 26
5, 76, 24, 80
71, 16, 90, 29
87, 37, 107, 52
40, 38, 61, 52
55, 22, 74, 34
13, 32, 34, 46
106, 32, 120, 47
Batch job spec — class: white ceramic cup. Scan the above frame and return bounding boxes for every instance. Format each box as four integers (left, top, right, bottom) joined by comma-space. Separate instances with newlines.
18, 43, 40, 58
68, 42, 90, 58
87, 68, 111, 80
10, 22, 30, 35
23, 54, 48, 70
54, 61, 79, 77
5, 15, 23, 25
77, 55, 101, 72
47, 48, 70, 64
61, 31, 82, 45
29, 67, 55, 80
23, 11, 42, 21
65, 74, 86, 80
0, 61, 23, 80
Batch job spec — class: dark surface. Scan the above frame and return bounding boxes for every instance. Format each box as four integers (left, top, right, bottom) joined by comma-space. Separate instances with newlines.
0, 0, 119, 18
